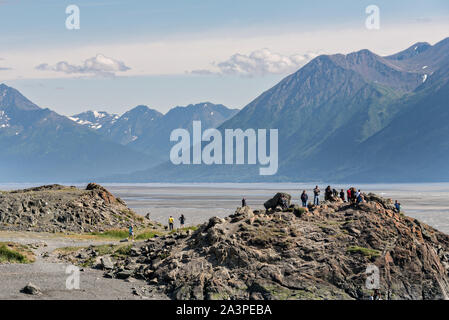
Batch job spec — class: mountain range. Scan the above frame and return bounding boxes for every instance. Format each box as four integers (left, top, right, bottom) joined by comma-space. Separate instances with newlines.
107, 37, 449, 183
70, 102, 238, 164
0, 84, 237, 182
1, 37, 448, 183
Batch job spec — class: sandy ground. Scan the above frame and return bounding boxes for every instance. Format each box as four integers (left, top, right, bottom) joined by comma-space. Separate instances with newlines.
0, 231, 168, 300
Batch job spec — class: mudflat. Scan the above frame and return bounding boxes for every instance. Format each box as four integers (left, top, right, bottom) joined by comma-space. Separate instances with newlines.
101, 183, 449, 234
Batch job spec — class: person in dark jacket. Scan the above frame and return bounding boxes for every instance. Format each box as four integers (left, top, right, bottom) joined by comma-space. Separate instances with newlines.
242, 197, 247, 207
300, 190, 308, 207
351, 187, 357, 203
340, 189, 345, 202
325, 186, 332, 201
313, 186, 320, 205
332, 189, 338, 197
179, 214, 186, 228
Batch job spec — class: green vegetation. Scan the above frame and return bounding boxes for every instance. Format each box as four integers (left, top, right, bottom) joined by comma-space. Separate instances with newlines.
89, 227, 162, 240
136, 230, 158, 240
0, 242, 35, 263
347, 246, 381, 259
169, 225, 199, 235
90, 229, 129, 239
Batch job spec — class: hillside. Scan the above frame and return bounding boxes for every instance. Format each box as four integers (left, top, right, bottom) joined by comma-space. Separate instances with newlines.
0, 183, 150, 233
65, 193, 449, 300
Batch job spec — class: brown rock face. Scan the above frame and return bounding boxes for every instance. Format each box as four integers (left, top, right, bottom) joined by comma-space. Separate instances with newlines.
0, 184, 148, 233
107, 193, 449, 300
86, 183, 117, 205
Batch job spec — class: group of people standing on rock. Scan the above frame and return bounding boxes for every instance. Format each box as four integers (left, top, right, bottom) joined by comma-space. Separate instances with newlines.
300, 186, 365, 208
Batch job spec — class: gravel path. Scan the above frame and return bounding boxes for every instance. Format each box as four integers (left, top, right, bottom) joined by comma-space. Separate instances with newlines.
0, 231, 168, 300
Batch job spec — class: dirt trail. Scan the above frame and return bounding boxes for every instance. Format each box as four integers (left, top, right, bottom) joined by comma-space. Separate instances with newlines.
0, 231, 168, 300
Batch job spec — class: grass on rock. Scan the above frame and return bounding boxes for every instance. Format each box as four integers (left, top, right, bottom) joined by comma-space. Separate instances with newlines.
0, 242, 35, 263
347, 246, 381, 259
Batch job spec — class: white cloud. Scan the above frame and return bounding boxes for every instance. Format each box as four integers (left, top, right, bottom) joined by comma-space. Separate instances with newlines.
35, 54, 130, 77
202, 49, 319, 76
1, 20, 448, 81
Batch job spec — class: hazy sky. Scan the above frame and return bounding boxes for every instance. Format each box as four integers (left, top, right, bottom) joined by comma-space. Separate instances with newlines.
1, 0, 448, 115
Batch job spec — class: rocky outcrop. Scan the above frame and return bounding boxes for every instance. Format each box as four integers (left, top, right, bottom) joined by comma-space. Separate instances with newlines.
100, 193, 449, 300
0, 184, 148, 233
264, 193, 291, 210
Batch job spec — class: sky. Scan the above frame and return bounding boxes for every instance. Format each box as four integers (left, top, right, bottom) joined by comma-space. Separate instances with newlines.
0, 0, 448, 115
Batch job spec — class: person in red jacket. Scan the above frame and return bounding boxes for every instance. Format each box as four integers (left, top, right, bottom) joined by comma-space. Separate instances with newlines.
347, 188, 352, 203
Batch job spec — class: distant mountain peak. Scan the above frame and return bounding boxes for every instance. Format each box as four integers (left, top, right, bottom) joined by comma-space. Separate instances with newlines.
386, 42, 431, 61
0, 83, 40, 111
70, 110, 119, 130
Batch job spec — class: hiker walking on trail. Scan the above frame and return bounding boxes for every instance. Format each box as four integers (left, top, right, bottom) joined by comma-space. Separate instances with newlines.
301, 190, 308, 208
242, 197, 247, 207
168, 216, 174, 231
313, 186, 320, 205
128, 225, 135, 242
340, 189, 345, 202
179, 214, 186, 228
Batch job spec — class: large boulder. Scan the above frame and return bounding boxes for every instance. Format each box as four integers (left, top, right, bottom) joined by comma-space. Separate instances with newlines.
264, 193, 292, 210
21, 283, 41, 295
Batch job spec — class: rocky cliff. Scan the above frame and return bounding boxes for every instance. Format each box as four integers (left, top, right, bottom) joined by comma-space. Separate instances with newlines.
100, 194, 449, 300
0, 183, 148, 233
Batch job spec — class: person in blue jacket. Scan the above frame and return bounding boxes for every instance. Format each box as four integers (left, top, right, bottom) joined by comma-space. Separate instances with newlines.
395, 200, 401, 213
